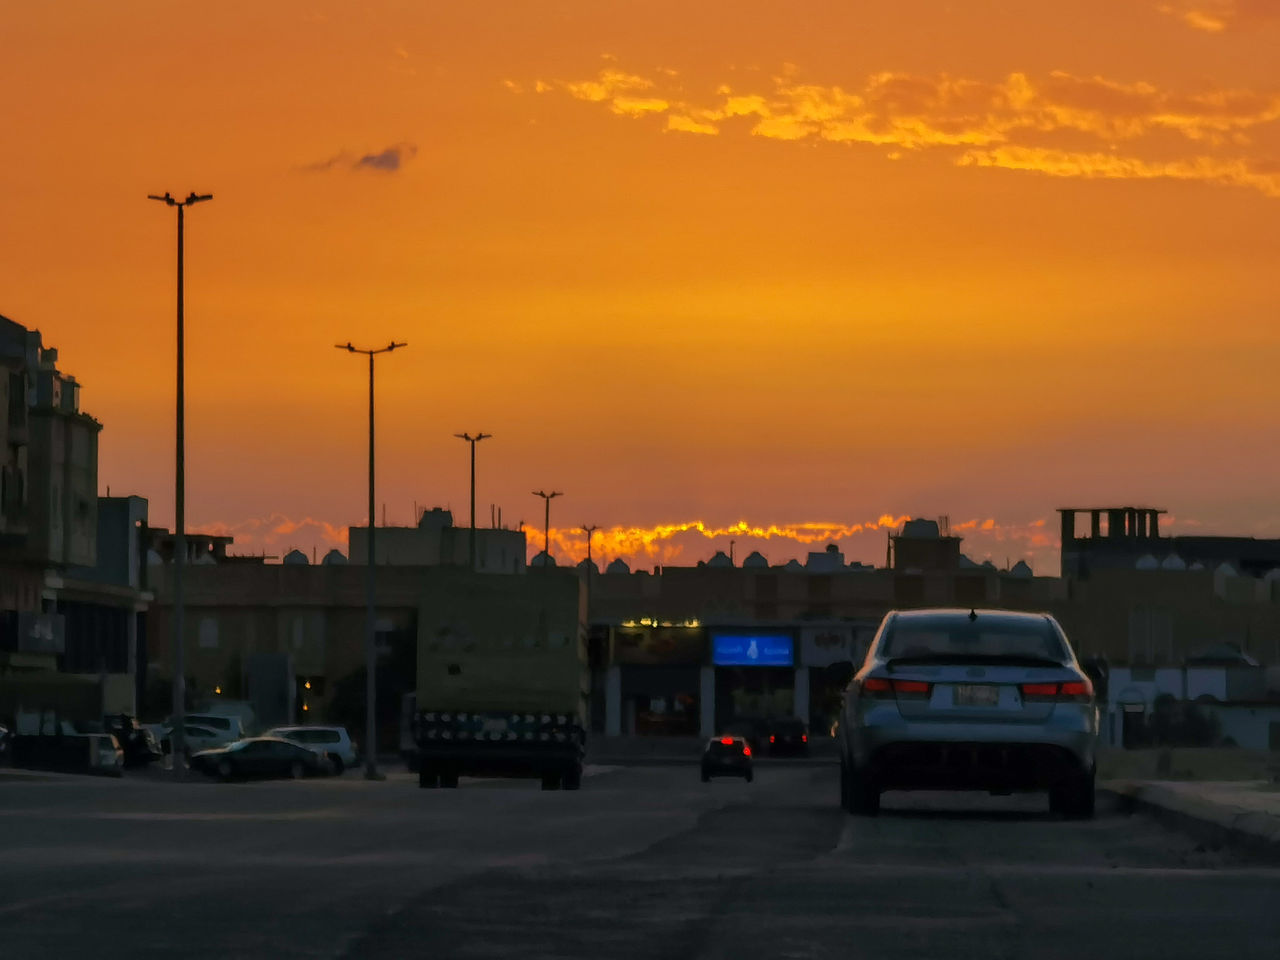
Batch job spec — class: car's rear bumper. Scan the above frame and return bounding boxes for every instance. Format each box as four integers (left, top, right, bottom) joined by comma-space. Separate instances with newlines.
703, 760, 751, 776
851, 707, 1096, 790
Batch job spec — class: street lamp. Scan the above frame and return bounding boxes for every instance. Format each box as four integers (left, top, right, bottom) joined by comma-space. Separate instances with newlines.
454, 432, 491, 571
148, 190, 212, 778
531, 490, 563, 567
581, 523, 599, 622
336, 340, 407, 780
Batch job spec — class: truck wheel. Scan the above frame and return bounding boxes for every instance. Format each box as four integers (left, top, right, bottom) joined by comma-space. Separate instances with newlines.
440, 770, 459, 789
418, 766, 439, 789
562, 767, 582, 791
540, 773, 561, 791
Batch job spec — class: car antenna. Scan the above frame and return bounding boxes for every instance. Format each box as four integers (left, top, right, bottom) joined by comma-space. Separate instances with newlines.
968, 608, 978, 622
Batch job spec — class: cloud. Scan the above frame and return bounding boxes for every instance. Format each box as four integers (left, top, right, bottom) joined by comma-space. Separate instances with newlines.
194, 514, 348, 557
302, 142, 418, 174
514, 63, 1280, 197
1154, 1, 1280, 32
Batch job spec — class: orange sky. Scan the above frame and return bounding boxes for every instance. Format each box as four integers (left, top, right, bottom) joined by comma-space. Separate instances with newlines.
3, 1, 1279, 571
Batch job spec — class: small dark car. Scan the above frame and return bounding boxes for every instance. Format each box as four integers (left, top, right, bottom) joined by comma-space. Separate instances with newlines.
766, 718, 810, 757
701, 736, 753, 782
190, 737, 330, 781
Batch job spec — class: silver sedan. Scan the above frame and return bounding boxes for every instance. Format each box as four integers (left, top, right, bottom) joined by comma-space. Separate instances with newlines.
838, 608, 1098, 818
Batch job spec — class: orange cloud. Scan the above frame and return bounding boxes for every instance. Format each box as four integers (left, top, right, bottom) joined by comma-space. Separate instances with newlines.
518, 64, 1280, 197
1154, 1, 1280, 31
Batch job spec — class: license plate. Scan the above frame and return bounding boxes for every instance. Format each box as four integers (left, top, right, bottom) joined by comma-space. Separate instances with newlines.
481, 717, 508, 734
953, 684, 999, 707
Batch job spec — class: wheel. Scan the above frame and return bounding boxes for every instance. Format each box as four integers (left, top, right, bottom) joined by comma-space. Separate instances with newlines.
846, 764, 880, 816
216, 759, 232, 781
440, 770, 459, 789
540, 772, 561, 791
562, 767, 582, 791
744, 769, 753, 783
701, 768, 710, 783
290, 761, 304, 780
418, 766, 439, 788
330, 756, 345, 776
1052, 768, 1096, 820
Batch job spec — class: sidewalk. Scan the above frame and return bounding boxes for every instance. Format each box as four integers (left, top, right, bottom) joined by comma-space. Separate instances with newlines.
1102, 778, 1280, 857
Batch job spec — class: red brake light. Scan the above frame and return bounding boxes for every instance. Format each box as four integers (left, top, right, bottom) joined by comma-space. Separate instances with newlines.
1022, 683, 1058, 697
743, 746, 751, 756
1060, 680, 1092, 697
769, 735, 776, 743
863, 677, 892, 692
893, 680, 930, 694
801, 734, 807, 742
719, 737, 734, 745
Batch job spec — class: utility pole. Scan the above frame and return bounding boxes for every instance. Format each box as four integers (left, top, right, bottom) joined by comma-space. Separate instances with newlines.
532, 491, 562, 567
730, 539, 736, 566
147, 190, 212, 779
336, 340, 407, 780
454, 432, 491, 571
581, 524, 599, 625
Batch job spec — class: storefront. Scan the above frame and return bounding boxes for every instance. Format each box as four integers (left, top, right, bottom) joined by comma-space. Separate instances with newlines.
710, 630, 797, 732
608, 625, 705, 736
800, 623, 875, 736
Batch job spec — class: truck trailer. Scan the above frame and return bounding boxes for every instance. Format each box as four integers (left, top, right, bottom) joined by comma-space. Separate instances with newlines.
414, 570, 588, 790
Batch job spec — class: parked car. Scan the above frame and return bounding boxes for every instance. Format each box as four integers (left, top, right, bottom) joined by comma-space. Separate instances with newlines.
765, 717, 810, 757
157, 723, 230, 759
838, 608, 1098, 819
0, 722, 11, 765
264, 725, 358, 774
701, 735, 753, 782
189, 737, 331, 781
103, 715, 163, 767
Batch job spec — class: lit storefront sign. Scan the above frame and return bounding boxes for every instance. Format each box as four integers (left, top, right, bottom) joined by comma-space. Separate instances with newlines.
712, 633, 793, 667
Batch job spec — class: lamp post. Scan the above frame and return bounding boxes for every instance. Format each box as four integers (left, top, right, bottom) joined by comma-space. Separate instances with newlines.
147, 190, 212, 779
581, 523, 599, 622
454, 432, 491, 571
336, 340, 407, 780
531, 490, 562, 567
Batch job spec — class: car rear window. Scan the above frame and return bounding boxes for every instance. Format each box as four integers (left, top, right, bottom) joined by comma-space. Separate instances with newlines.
880, 617, 1067, 661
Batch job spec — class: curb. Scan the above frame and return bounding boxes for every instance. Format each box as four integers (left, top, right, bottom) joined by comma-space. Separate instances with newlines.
1102, 780, 1280, 861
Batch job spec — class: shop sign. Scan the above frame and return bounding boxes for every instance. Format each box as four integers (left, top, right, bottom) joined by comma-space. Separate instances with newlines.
613, 626, 706, 665
712, 633, 793, 667
800, 625, 863, 667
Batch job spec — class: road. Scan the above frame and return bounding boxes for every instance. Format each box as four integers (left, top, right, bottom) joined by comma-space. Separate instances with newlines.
1, 764, 1277, 959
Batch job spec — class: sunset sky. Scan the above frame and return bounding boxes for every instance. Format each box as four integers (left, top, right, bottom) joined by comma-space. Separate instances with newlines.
3, 1, 1279, 572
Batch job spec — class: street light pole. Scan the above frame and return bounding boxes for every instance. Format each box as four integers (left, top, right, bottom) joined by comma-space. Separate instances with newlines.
336, 340, 407, 780
148, 191, 212, 779
531, 490, 563, 567
454, 432, 491, 571
581, 524, 599, 621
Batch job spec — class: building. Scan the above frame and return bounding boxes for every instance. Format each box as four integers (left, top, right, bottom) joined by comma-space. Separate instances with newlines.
1059, 504, 1280, 578
347, 507, 526, 573
0, 315, 147, 719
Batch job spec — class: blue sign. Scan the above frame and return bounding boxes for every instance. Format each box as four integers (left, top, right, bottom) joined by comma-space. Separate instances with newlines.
712, 634, 793, 667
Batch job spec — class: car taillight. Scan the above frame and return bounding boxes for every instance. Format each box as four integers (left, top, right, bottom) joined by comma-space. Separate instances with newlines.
769, 735, 776, 743
801, 734, 807, 742
743, 746, 751, 756
1021, 679, 1093, 702
720, 737, 734, 745
861, 677, 932, 700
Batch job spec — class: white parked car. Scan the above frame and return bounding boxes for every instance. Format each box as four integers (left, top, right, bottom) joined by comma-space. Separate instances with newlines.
264, 726, 358, 774
156, 723, 231, 759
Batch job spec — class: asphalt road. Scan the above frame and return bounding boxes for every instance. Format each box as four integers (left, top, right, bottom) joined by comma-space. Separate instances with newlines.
1, 764, 1277, 959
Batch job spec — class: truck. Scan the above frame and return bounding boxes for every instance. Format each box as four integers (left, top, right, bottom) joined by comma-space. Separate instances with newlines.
414, 569, 588, 790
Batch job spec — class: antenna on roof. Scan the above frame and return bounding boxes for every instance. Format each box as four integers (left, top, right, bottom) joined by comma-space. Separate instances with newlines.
968, 609, 978, 622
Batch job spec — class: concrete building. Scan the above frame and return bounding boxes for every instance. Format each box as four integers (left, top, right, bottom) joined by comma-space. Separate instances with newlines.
347, 507, 527, 573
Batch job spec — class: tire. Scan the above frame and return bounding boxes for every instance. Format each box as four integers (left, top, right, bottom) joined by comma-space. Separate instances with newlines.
440, 770, 460, 789
330, 756, 344, 776
290, 761, 304, 780
562, 767, 582, 791
744, 769, 753, 783
418, 766, 439, 789
847, 764, 880, 816
216, 759, 232, 782
1052, 768, 1096, 820
701, 768, 710, 783
540, 772, 561, 791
